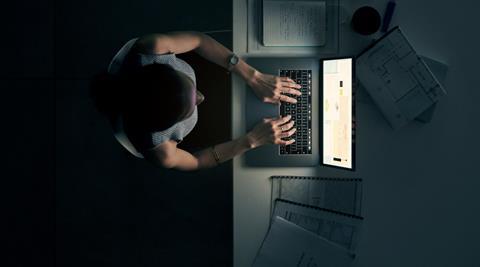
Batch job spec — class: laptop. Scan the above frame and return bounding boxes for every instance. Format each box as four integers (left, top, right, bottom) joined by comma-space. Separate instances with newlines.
245, 57, 355, 169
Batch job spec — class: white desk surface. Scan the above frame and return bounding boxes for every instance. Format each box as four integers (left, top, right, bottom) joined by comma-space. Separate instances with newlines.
232, 0, 480, 266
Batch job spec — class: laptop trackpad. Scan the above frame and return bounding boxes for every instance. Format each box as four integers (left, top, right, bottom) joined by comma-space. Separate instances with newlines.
245, 87, 280, 130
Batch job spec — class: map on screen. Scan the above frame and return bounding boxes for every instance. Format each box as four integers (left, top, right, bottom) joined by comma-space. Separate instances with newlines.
323, 58, 353, 169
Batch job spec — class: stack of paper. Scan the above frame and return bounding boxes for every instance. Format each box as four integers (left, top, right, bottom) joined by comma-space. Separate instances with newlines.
253, 176, 364, 267
247, 0, 340, 55
356, 27, 447, 129
262, 0, 327, 46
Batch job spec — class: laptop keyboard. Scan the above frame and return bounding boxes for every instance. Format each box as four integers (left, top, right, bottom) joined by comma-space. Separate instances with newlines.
279, 69, 312, 155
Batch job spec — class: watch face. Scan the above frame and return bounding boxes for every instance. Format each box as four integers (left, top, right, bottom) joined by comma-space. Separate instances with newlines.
230, 55, 239, 65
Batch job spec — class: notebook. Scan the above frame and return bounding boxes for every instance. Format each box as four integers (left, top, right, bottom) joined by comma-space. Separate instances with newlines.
272, 199, 363, 251
271, 176, 363, 217
263, 0, 327, 46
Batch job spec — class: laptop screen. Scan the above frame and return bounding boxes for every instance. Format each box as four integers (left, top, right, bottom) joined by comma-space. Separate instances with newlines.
322, 58, 354, 170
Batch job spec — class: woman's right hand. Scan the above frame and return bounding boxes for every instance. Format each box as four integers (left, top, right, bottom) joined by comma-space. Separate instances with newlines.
246, 115, 296, 149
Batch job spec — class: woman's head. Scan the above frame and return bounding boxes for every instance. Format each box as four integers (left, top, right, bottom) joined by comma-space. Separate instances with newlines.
91, 63, 204, 132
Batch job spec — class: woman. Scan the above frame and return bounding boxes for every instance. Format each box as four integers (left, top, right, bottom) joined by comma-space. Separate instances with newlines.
91, 31, 301, 171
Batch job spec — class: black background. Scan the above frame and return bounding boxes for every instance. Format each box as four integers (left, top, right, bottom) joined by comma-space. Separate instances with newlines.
2, 0, 232, 266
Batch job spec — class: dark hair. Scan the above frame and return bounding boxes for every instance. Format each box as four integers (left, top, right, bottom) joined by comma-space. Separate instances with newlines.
90, 64, 194, 132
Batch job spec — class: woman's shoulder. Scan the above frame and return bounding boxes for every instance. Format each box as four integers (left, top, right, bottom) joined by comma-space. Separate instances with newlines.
108, 37, 174, 74
131, 34, 172, 55
108, 38, 139, 74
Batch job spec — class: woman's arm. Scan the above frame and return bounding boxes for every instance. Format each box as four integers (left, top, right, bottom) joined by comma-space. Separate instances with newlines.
134, 31, 301, 104
143, 115, 296, 171
145, 136, 251, 171
135, 31, 233, 68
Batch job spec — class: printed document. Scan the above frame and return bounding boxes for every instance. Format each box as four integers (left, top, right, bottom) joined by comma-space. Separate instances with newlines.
271, 177, 363, 216
253, 216, 354, 267
263, 0, 326, 46
272, 199, 363, 251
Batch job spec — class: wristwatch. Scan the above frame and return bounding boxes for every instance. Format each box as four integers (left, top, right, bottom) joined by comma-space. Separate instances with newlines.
228, 53, 239, 71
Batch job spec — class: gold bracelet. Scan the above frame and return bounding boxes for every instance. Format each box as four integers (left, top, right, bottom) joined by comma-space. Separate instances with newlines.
211, 145, 220, 164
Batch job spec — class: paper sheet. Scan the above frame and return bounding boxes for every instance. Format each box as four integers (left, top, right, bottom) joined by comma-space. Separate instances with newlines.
271, 176, 363, 216
272, 199, 363, 251
356, 27, 446, 129
263, 0, 326, 46
253, 216, 354, 267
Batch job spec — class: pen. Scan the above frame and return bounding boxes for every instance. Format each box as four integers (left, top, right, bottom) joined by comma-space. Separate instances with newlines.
381, 0, 396, 32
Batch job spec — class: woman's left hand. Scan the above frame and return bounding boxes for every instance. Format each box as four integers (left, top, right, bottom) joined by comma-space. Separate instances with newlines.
248, 71, 302, 104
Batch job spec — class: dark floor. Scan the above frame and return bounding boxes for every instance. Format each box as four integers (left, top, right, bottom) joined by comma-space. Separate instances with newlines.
2, 1, 233, 266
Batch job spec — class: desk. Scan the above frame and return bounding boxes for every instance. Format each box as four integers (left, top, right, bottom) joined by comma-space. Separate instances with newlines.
232, 0, 480, 266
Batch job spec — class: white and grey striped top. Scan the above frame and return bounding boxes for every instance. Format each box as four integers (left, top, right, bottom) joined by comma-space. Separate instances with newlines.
107, 38, 198, 158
